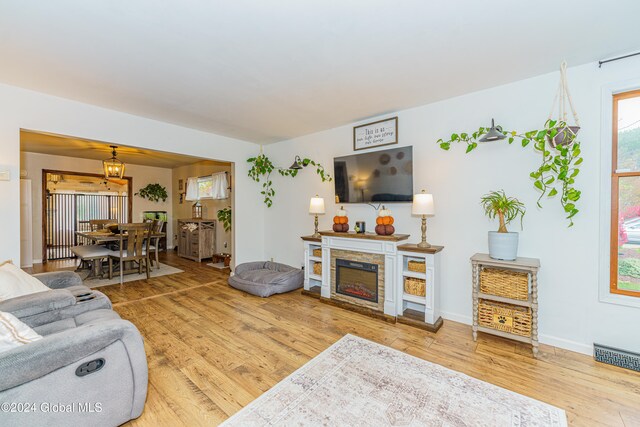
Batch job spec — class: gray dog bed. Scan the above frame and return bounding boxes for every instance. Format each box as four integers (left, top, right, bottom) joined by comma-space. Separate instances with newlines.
228, 261, 303, 297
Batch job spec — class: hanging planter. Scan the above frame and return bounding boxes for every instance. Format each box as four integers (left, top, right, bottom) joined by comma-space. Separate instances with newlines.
546, 61, 581, 148
436, 62, 583, 226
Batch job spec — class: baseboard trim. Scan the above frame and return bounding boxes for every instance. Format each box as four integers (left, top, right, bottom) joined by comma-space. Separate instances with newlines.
441, 310, 471, 325
32, 258, 42, 264
440, 310, 592, 356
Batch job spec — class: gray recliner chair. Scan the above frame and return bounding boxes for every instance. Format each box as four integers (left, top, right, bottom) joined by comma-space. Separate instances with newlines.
0, 270, 148, 426
0, 271, 112, 327
0, 308, 148, 427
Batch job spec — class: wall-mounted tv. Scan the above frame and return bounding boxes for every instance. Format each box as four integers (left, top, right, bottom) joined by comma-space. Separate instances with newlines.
334, 146, 413, 204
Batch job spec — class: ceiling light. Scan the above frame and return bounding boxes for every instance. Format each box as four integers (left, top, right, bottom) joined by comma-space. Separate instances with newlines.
103, 145, 125, 179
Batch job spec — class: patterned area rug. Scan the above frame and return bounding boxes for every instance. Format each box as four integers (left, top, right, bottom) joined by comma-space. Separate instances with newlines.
222, 334, 567, 427
82, 263, 183, 288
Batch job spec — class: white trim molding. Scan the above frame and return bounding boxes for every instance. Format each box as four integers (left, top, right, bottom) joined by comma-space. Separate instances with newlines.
599, 79, 640, 310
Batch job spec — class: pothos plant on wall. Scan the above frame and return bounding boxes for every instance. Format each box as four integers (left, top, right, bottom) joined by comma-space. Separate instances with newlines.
437, 62, 583, 226
247, 154, 332, 207
437, 119, 582, 225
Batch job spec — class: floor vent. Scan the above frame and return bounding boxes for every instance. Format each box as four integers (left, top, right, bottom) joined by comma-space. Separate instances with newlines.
594, 343, 640, 372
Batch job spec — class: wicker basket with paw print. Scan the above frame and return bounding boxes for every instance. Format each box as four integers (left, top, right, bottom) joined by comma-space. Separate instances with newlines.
478, 299, 532, 337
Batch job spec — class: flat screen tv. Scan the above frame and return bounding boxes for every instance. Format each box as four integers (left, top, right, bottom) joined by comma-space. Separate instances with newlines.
334, 146, 413, 204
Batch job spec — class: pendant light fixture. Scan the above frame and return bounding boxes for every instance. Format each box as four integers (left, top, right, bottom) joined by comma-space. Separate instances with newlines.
479, 119, 507, 142
103, 145, 125, 179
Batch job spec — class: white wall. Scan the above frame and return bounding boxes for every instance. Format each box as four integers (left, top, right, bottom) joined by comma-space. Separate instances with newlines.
21, 151, 174, 261
264, 58, 640, 355
0, 82, 264, 268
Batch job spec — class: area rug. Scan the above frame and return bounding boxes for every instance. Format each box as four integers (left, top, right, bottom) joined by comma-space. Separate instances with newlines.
222, 334, 567, 427
83, 263, 183, 288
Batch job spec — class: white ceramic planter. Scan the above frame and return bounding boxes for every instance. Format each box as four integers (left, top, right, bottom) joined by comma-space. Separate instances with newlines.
488, 231, 519, 261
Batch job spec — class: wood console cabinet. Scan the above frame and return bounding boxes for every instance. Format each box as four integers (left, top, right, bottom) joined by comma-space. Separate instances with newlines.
177, 219, 216, 262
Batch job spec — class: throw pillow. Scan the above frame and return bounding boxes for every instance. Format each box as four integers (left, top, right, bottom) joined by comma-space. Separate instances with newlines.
0, 311, 42, 353
0, 262, 50, 301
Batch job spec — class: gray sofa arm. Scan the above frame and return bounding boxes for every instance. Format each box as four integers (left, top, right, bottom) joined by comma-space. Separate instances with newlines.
33, 271, 83, 289
0, 319, 145, 392
0, 289, 76, 319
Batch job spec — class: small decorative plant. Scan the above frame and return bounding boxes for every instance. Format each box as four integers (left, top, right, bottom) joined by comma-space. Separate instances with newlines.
438, 119, 582, 226
136, 183, 168, 202
480, 190, 526, 232
217, 207, 232, 232
247, 154, 332, 207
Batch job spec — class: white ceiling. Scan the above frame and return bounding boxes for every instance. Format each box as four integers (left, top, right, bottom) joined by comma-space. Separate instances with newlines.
1, 1, 639, 144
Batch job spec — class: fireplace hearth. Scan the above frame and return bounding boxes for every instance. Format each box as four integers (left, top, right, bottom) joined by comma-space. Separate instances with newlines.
335, 259, 379, 303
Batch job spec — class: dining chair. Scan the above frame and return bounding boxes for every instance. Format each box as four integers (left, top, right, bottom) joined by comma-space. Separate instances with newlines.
147, 219, 165, 270
71, 219, 115, 274
108, 222, 152, 285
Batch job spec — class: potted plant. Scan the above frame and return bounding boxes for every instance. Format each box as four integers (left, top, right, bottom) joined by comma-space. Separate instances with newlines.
217, 207, 232, 232
135, 183, 168, 202
480, 190, 526, 261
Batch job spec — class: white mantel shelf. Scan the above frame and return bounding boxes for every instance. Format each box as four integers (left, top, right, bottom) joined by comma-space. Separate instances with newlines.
301, 232, 444, 332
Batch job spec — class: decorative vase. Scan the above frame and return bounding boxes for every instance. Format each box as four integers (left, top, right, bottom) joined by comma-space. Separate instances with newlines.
488, 231, 519, 261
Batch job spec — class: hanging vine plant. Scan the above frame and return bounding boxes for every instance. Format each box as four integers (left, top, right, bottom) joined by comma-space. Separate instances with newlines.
247, 154, 332, 207
437, 119, 582, 226
135, 183, 168, 202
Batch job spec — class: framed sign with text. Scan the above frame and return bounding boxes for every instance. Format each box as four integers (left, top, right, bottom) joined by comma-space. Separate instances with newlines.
353, 117, 398, 151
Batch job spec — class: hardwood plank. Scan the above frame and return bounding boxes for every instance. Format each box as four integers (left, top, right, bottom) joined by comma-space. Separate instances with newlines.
27, 252, 640, 426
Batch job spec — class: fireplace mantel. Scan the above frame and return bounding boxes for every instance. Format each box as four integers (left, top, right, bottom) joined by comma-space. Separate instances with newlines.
302, 232, 444, 332
318, 231, 410, 242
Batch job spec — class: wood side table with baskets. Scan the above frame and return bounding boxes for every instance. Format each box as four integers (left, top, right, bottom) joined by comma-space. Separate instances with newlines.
471, 253, 540, 356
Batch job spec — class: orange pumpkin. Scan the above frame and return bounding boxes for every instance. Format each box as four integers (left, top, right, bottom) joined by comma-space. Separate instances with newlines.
381, 216, 390, 225
333, 216, 341, 224
376, 217, 384, 225
338, 216, 348, 224
388, 217, 394, 225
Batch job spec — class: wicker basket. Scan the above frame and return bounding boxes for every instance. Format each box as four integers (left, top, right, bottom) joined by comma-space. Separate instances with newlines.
312, 248, 322, 258
478, 299, 532, 337
480, 268, 529, 301
407, 260, 426, 273
312, 262, 322, 275
404, 277, 426, 297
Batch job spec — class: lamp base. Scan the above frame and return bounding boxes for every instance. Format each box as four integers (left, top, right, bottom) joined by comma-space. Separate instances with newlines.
417, 241, 431, 248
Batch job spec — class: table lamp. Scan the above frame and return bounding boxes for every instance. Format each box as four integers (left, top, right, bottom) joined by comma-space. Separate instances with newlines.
309, 195, 325, 238
412, 190, 435, 248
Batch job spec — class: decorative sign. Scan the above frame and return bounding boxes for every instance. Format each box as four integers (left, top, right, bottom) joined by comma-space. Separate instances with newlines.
353, 117, 398, 151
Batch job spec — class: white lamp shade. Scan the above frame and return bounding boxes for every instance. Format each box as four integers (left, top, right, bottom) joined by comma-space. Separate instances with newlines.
309, 196, 325, 214
412, 192, 434, 216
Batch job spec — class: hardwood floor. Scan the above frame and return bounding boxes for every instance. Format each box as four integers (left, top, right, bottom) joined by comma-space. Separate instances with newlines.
30, 253, 640, 426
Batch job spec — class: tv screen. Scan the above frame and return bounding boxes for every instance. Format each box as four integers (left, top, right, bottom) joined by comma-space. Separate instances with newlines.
334, 146, 413, 203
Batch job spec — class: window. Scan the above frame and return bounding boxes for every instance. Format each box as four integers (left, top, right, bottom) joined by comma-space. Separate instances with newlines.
611, 89, 640, 297
197, 176, 214, 199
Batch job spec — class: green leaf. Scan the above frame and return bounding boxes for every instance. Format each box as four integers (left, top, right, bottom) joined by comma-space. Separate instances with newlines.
545, 177, 555, 185
548, 188, 558, 197
521, 139, 530, 147
534, 180, 544, 190
440, 142, 450, 150
451, 133, 459, 141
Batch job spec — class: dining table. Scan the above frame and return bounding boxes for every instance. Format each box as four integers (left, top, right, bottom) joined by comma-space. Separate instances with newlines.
75, 230, 166, 278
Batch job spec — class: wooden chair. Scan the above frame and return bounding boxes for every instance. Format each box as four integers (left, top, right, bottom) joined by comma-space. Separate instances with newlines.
71, 219, 115, 275
108, 223, 152, 285
147, 219, 165, 270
